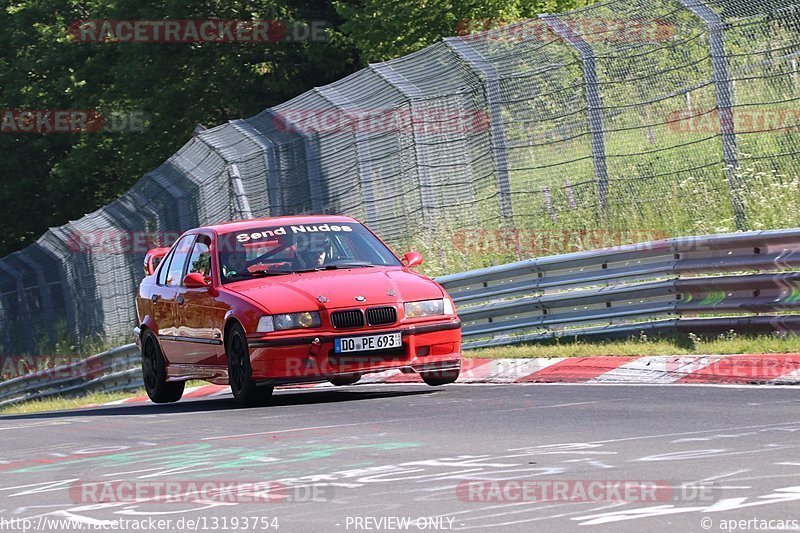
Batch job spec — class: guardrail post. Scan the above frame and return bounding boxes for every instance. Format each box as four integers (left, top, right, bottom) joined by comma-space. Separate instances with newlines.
443, 37, 515, 227
315, 86, 382, 229
539, 15, 609, 214
676, 0, 746, 230
231, 120, 283, 216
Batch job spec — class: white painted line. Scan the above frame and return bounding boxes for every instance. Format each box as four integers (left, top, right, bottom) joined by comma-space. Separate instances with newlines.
0, 420, 72, 431
201, 421, 383, 441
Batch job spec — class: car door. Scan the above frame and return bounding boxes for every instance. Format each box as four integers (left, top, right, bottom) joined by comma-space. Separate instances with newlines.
173, 234, 224, 366
153, 234, 195, 363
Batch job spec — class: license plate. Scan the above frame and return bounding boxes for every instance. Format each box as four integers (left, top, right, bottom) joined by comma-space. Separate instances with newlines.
334, 332, 402, 353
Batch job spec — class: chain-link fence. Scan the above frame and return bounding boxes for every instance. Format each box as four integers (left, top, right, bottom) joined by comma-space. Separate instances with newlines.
1, 0, 798, 354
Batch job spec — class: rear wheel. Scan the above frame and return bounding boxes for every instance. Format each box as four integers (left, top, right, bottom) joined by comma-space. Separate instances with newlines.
420, 369, 459, 386
141, 330, 185, 403
328, 373, 362, 386
227, 322, 273, 406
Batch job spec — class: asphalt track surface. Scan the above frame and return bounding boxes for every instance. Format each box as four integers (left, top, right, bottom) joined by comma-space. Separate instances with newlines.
1, 383, 800, 533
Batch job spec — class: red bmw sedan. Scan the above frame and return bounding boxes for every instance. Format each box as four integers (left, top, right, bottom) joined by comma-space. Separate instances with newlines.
134, 216, 461, 406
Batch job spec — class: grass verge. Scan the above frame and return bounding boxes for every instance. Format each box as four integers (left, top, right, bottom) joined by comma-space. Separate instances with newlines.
465, 334, 800, 359
0, 389, 146, 415
0, 380, 217, 416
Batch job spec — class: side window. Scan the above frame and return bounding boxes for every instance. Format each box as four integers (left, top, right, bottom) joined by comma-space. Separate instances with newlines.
165, 236, 194, 286
187, 235, 212, 278
157, 249, 175, 286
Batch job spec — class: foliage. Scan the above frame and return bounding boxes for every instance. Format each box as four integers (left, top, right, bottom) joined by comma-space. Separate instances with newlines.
0, 0, 596, 258
332, 0, 596, 62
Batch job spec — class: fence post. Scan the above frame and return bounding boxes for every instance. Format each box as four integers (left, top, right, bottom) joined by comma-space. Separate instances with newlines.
369, 63, 440, 232
0, 261, 36, 353
43, 227, 81, 345
15, 252, 56, 345
443, 37, 515, 227
539, 15, 609, 214
228, 164, 254, 219
0, 294, 10, 350
676, 0, 746, 230
315, 86, 382, 230
268, 110, 325, 214
230, 120, 283, 216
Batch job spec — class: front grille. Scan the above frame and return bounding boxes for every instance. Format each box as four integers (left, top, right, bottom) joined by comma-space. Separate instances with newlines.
366, 306, 397, 326
331, 309, 364, 329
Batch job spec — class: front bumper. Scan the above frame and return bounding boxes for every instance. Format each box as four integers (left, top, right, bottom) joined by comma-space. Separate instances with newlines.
246, 318, 461, 382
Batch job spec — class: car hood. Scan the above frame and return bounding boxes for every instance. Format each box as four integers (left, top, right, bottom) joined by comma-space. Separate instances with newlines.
224, 267, 444, 314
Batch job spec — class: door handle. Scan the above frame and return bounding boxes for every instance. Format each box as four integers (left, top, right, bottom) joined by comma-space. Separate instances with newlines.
176, 295, 185, 305
151, 294, 160, 303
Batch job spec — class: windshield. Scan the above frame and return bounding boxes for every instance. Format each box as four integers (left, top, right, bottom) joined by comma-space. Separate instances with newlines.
217, 222, 402, 284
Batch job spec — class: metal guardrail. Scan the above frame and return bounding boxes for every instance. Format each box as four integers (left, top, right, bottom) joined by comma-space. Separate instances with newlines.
0, 344, 141, 407
2, 228, 800, 405
438, 228, 800, 349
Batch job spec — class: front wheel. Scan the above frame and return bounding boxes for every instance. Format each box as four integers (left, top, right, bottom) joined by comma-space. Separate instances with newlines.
227, 322, 273, 406
141, 330, 185, 403
420, 369, 459, 387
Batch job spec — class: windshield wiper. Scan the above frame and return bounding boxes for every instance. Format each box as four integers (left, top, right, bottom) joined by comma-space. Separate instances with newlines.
321, 263, 374, 270
295, 263, 374, 272
250, 269, 297, 277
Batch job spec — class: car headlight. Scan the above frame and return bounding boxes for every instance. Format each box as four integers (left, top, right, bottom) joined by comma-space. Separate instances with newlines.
404, 299, 445, 318
273, 311, 321, 331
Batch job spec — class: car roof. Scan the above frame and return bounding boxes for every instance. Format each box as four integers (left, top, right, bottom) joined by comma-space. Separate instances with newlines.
197, 215, 361, 235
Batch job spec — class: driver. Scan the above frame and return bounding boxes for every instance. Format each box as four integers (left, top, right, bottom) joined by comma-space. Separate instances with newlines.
222, 250, 248, 279
305, 237, 330, 268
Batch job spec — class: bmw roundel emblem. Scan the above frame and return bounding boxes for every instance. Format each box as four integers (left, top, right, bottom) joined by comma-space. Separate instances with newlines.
355, 295, 366, 302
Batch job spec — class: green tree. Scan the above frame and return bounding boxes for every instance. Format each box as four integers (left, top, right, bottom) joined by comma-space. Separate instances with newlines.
0, 0, 360, 257
0, 0, 596, 257
333, 0, 597, 62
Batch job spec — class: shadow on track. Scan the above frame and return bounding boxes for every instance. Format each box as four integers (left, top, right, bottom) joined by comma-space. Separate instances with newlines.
0, 387, 439, 420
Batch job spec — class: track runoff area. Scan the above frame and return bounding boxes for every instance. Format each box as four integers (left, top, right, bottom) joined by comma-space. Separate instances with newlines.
1, 355, 800, 533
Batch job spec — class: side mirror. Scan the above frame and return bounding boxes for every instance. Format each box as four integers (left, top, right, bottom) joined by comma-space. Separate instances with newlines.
402, 251, 423, 268
183, 272, 211, 289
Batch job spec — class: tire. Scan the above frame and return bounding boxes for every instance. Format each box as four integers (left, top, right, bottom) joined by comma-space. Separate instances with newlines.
141, 330, 185, 403
328, 373, 362, 386
226, 322, 274, 406
420, 369, 460, 387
